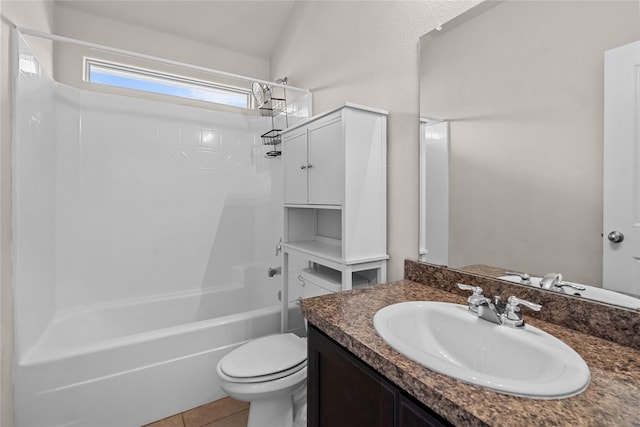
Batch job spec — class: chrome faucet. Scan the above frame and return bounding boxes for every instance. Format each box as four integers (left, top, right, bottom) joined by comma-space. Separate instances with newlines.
457, 283, 542, 328
457, 284, 502, 324
539, 273, 586, 293
539, 273, 562, 289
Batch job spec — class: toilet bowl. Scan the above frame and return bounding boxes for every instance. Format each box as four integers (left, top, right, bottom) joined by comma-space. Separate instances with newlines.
216, 333, 307, 427
217, 267, 356, 426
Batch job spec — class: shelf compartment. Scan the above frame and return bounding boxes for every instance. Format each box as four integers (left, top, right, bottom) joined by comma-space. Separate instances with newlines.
302, 265, 370, 291
285, 207, 342, 258
283, 240, 342, 263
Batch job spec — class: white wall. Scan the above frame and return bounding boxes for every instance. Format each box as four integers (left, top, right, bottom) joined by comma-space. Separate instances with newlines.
52, 4, 271, 96
270, 1, 480, 280
1, 2, 55, 424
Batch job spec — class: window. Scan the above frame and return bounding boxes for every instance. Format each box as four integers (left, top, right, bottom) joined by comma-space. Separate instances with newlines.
84, 59, 251, 109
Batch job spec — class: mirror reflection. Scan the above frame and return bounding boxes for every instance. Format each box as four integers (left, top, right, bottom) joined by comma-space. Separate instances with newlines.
419, 0, 640, 307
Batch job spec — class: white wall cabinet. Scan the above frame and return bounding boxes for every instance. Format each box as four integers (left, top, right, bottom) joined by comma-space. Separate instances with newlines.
281, 104, 388, 332
284, 113, 344, 205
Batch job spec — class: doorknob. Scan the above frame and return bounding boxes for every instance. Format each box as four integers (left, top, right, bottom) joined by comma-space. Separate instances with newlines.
607, 231, 624, 243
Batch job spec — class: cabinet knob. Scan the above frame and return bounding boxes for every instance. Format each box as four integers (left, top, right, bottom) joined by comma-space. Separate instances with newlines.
306, 163, 313, 169
300, 165, 307, 170
300, 164, 313, 170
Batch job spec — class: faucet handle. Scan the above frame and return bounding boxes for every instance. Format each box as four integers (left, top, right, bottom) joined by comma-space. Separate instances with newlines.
506, 296, 542, 312
504, 271, 531, 284
503, 296, 542, 328
457, 283, 483, 295
556, 282, 587, 292
458, 284, 491, 316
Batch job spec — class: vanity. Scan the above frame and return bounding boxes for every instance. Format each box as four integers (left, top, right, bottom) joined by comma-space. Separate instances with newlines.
301, 260, 640, 427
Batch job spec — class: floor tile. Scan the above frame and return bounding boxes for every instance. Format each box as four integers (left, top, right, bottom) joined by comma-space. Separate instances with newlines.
183, 398, 249, 427
143, 413, 184, 427
202, 409, 249, 427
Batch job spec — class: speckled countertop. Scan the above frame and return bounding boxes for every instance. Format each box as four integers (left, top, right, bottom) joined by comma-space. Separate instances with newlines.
301, 278, 640, 426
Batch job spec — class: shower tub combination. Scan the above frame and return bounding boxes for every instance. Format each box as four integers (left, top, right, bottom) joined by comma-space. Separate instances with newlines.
16, 265, 282, 427
12, 33, 310, 427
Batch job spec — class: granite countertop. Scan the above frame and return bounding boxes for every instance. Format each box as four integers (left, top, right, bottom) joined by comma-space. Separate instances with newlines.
301, 279, 640, 427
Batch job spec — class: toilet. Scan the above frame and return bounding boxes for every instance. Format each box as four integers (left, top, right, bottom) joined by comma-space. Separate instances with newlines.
216, 333, 307, 427
217, 265, 369, 427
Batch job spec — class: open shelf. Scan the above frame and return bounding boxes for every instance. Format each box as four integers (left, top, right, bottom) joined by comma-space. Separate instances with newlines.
283, 240, 342, 263
284, 204, 342, 210
301, 265, 370, 291
285, 207, 342, 254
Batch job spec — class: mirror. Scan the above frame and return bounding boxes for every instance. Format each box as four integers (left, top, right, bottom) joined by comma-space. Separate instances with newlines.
419, 1, 640, 307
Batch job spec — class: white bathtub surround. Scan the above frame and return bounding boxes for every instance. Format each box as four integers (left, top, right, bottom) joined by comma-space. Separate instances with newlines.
13, 34, 308, 427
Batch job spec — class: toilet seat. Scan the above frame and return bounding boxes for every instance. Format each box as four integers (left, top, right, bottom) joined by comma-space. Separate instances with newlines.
218, 333, 307, 384
218, 360, 307, 383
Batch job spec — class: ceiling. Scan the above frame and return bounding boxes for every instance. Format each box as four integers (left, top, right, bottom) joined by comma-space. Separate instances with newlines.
55, 0, 297, 60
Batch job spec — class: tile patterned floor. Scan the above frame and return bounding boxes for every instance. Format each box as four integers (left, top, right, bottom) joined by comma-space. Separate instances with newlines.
143, 397, 249, 427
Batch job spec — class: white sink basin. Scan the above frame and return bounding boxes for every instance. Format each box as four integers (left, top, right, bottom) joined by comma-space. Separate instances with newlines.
373, 301, 590, 399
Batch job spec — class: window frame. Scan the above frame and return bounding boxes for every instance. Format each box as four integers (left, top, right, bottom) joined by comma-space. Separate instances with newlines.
83, 58, 252, 109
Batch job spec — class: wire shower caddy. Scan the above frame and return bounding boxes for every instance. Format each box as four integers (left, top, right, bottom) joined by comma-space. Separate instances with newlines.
257, 81, 288, 158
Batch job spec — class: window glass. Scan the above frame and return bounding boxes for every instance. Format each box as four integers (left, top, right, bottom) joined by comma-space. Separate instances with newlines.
85, 59, 250, 108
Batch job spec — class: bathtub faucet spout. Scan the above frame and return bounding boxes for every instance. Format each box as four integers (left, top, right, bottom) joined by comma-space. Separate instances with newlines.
268, 266, 282, 277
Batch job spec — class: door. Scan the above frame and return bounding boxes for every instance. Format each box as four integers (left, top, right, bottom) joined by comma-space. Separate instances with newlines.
308, 119, 344, 205
603, 40, 640, 294
283, 129, 309, 204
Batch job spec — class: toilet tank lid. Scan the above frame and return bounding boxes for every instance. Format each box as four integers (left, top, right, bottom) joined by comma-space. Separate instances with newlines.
220, 333, 307, 378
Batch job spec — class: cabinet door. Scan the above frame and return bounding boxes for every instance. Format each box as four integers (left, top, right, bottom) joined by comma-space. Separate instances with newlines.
308, 324, 454, 427
398, 395, 451, 427
308, 325, 395, 427
283, 129, 309, 204
308, 119, 344, 205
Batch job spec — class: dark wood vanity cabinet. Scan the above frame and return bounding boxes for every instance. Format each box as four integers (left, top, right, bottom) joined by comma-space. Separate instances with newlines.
307, 324, 453, 427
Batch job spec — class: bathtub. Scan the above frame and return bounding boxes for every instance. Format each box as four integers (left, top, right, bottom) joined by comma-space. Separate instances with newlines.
14, 274, 282, 427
